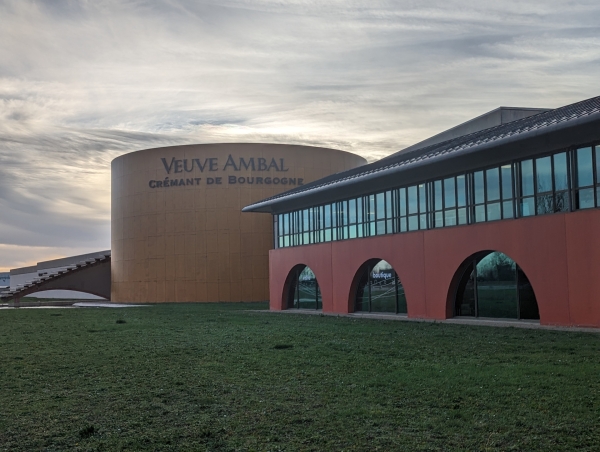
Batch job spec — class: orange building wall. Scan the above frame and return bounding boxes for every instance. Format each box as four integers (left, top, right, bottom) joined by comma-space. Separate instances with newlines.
111, 143, 366, 303
269, 208, 600, 328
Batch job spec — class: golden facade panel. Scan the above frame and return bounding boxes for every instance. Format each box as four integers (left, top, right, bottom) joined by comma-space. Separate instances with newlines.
111, 143, 366, 302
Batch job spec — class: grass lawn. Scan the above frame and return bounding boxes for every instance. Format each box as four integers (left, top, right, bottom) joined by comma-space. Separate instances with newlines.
1, 303, 599, 451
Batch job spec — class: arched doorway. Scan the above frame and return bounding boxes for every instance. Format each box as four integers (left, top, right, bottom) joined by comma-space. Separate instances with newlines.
454, 251, 539, 319
354, 259, 407, 314
286, 265, 322, 310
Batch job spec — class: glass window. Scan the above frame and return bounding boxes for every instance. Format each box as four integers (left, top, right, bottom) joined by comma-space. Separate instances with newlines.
521, 160, 534, 196
399, 188, 406, 217
444, 177, 456, 208
457, 175, 466, 207
503, 201, 514, 219
288, 266, 321, 310
349, 224, 357, 239
435, 211, 443, 228
554, 191, 569, 213
501, 165, 513, 200
520, 197, 535, 217
376, 193, 385, 220
408, 215, 419, 231
339, 201, 347, 226
474, 171, 484, 204
302, 209, 309, 232
475, 205, 485, 223
576, 147, 594, 187
486, 167, 500, 201
596, 146, 600, 182
578, 189, 595, 209
458, 207, 467, 225
434, 180, 443, 211
367, 196, 375, 221
356, 198, 363, 224
487, 202, 501, 221
385, 191, 393, 220
445, 209, 457, 226
348, 199, 357, 224
399, 217, 407, 232
553, 152, 568, 191
408, 186, 418, 215
324, 205, 331, 228
536, 156, 552, 193
418, 184, 427, 213
355, 260, 407, 314
284, 213, 290, 235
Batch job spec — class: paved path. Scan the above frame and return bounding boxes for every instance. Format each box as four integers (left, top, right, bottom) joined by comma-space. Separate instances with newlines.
0, 301, 147, 309
259, 309, 600, 334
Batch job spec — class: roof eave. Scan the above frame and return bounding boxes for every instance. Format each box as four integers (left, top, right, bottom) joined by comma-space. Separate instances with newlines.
243, 111, 600, 214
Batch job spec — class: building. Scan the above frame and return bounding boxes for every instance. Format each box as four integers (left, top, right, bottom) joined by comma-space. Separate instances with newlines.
111, 143, 366, 302
9, 251, 111, 299
243, 95, 600, 328
0, 272, 9, 290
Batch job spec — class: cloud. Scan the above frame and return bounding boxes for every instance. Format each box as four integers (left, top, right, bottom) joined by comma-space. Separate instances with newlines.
0, 0, 599, 269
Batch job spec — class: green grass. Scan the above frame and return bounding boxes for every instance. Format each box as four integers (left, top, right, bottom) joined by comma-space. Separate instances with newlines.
1, 303, 599, 451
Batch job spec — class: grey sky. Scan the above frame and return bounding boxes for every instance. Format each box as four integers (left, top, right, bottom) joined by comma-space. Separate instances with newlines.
1, 0, 599, 270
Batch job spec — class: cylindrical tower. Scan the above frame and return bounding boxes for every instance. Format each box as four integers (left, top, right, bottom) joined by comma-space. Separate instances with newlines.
111, 143, 366, 302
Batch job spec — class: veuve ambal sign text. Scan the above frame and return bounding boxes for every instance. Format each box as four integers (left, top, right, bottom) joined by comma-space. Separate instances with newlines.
148, 155, 304, 189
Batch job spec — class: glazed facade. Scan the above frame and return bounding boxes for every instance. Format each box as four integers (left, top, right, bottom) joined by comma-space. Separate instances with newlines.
247, 95, 600, 328
274, 143, 600, 249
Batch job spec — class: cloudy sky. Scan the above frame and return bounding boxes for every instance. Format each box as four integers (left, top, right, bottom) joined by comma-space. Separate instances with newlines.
1, 0, 599, 271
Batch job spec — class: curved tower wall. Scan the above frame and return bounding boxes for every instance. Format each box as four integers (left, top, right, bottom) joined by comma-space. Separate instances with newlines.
111, 143, 366, 302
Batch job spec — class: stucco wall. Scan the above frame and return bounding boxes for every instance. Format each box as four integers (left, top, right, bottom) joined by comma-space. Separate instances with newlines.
268, 208, 600, 327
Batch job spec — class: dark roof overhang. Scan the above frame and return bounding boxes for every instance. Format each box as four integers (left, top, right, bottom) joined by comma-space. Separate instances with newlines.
243, 96, 600, 214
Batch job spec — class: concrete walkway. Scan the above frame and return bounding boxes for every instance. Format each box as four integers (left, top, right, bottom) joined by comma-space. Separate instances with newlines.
260, 309, 600, 334
0, 301, 147, 309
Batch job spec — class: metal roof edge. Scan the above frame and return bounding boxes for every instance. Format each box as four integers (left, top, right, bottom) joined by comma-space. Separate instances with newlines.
243, 109, 600, 213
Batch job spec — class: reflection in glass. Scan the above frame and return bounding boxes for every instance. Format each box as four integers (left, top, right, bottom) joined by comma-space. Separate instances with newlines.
596, 146, 600, 182
576, 147, 593, 187
445, 177, 456, 208
408, 186, 418, 214
521, 160, 534, 196
486, 167, 500, 201
474, 171, 485, 204
454, 252, 539, 320
288, 266, 322, 310
553, 153, 568, 191
399, 188, 406, 216
434, 180, 443, 211
487, 202, 501, 221
577, 188, 595, 209
419, 184, 427, 213
501, 165, 513, 199
520, 197, 535, 217
476, 252, 517, 318
386, 191, 393, 220
445, 209, 457, 226
458, 207, 467, 225
367, 196, 375, 221
376, 193, 385, 220
348, 199, 356, 224
457, 175, 467, 207
355, 260, 406, 314
536, 156, 552, 193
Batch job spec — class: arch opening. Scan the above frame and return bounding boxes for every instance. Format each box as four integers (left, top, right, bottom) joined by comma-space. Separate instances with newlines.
354, 259, 407, 314
454, 251, 539, 320
286, 265, 322, 310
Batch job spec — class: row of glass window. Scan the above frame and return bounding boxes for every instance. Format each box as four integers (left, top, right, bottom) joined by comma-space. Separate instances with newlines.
275, 144, 600, 248
287, 253, 539, 320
